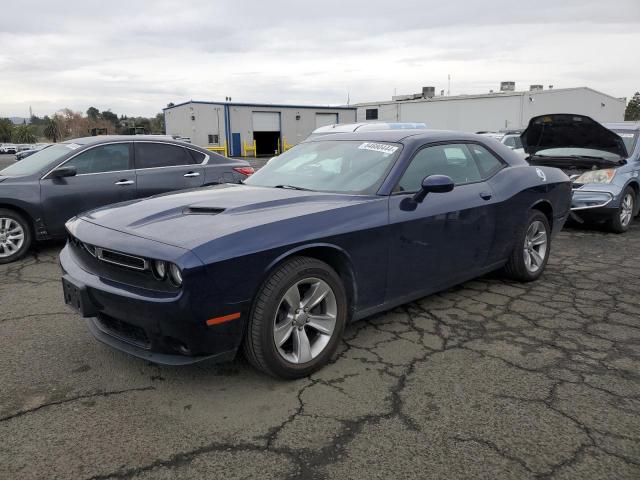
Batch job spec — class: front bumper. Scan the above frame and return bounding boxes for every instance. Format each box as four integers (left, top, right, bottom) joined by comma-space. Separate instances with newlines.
571, 189, 615, 211
60, 243, 246, 365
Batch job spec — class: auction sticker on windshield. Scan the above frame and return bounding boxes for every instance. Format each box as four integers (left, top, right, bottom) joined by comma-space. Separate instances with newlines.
358, 142, 399, 155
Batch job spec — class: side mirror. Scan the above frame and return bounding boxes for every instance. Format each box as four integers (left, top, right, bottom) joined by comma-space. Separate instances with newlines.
412, 175, 454, 203
51, 167, 77, 179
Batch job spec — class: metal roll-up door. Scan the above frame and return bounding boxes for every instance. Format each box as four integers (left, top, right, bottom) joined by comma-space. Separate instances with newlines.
252, 112, 281, 132
316, 113, 338, 128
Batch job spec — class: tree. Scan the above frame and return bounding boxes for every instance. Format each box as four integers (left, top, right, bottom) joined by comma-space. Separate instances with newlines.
100, 110, 118, 126
624, 92, 640, 121
150, 113, 165, 134
0, 118, 13, 142
87, 107, 100, 121
43, 116, 62, 143
12, 124, 37, 143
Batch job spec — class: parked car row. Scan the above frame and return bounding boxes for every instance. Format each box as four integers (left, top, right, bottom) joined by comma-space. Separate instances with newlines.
15, 143, 52, 160
3, 117, 637, 378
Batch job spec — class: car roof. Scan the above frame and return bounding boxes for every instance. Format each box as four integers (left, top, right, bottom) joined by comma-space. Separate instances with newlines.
312, 122, 427, 134
62, 135, 192, 147
305, 129, 482, 143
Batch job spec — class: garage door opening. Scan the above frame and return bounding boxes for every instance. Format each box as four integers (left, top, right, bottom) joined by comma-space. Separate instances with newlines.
252, 111, 281, 156
253, 131, 280, 156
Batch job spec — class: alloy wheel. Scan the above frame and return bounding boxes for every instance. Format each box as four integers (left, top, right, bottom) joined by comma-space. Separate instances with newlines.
620, 193, 634, 227
0, 217, 25, 259
272, 277, 337, 364
523, 220, 548, 273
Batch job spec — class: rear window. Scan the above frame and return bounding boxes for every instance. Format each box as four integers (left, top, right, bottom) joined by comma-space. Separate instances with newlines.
134, 143, 195, 169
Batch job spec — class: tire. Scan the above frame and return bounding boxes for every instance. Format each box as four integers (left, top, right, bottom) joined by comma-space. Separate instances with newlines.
243, 256, 348, 379
608, 187, 635, 233
0, 208, 32, 264
501, 210, 551, 282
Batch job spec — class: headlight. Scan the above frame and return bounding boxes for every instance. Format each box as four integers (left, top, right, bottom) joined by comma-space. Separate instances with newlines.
152, 260, 167, 280
574, 169, 616, 184
169, 263, 183, 287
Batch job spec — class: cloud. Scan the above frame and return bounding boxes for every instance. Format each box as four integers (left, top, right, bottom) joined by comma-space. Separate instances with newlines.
1, 0, 639, 117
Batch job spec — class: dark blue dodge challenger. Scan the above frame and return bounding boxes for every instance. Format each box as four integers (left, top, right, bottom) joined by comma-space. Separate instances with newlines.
60, 130, 571, 378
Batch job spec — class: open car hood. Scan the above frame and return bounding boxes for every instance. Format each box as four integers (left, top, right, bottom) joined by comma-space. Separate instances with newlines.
521, 114, 628, 158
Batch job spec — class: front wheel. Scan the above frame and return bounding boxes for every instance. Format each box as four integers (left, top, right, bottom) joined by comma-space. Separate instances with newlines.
0, 209, 32, 264
243, 256, 347, 379
608, 187, 635, 233
501, 210, 551, 282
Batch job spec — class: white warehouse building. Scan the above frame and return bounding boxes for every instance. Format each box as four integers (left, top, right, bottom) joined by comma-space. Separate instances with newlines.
164, 101, 356, 156
355, 86, 626, 133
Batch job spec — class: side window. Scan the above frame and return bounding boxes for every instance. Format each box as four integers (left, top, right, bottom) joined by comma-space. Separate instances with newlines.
134, 143, 194, 169
397, 144, 482, 191
468, 144, 505, 179
64, 143, 131, 175
187, 149, 207, 164
503, 137, 515, 148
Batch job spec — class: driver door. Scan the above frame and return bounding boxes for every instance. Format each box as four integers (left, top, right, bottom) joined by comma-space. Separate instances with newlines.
40, 142, 136, 237
386, 143, 496, 301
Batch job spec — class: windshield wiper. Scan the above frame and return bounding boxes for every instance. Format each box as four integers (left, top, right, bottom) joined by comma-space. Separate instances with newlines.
273, 184, 315, 191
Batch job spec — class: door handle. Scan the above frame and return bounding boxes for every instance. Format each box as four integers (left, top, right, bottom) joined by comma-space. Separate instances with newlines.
115, 180, 135, 186
479, 191, 492, 200
183, 172, 200, 178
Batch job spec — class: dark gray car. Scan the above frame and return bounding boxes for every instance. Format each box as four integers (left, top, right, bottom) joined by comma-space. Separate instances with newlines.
0, 135, 254, 263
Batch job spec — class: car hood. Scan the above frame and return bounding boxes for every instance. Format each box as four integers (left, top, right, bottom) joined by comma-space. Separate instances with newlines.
79, 184, 378, 250
521, 114, 628, 158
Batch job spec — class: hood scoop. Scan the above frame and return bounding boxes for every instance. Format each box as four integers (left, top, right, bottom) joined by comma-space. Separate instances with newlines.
183, 206, 226, 215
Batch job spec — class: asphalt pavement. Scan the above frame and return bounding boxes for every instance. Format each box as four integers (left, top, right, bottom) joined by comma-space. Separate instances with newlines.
0, 152, 639, 478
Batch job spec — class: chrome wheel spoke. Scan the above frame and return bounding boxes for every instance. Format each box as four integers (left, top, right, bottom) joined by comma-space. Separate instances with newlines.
307, 313, 336, 335
301, 281, 330, 310
282, 284, 301, 309
274, 319, 294, 347
293, 328, 313, 363
531, 231, 547, 246
530, 248, 543, 267
523, 249, 532, 270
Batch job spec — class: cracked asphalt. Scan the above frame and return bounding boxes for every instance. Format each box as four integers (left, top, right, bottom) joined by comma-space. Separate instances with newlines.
1, 186, 640, 478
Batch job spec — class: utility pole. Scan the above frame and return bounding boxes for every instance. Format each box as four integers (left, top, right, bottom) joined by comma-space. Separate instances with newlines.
447, 74, 451, 96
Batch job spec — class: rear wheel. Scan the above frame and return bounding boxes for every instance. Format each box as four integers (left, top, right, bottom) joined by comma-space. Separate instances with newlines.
0, 209, 32, 264
502, 210, 550, 282
608, 187, 635, 233
243, 256, 347, 379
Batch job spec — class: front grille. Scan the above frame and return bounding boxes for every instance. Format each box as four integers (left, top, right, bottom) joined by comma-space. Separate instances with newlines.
96, 315, 151, 349
96, 248, 148, 271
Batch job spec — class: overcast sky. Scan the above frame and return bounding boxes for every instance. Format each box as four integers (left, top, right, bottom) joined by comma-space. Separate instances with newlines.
1, 0, 639, 117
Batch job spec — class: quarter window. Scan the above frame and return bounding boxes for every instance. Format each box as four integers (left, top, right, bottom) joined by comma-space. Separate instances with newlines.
397, 144, 482, 191
64, 143, 131, 175
469, 144, 505, 178
187, 149, 207, 164
365, 108, 378, 120
134, 143, 194, 169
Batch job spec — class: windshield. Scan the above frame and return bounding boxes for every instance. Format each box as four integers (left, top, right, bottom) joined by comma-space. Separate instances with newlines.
534, 147, 622, 161
612, 130, 638, 156
244, 140, 402, 194
0, 144, 72, 177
